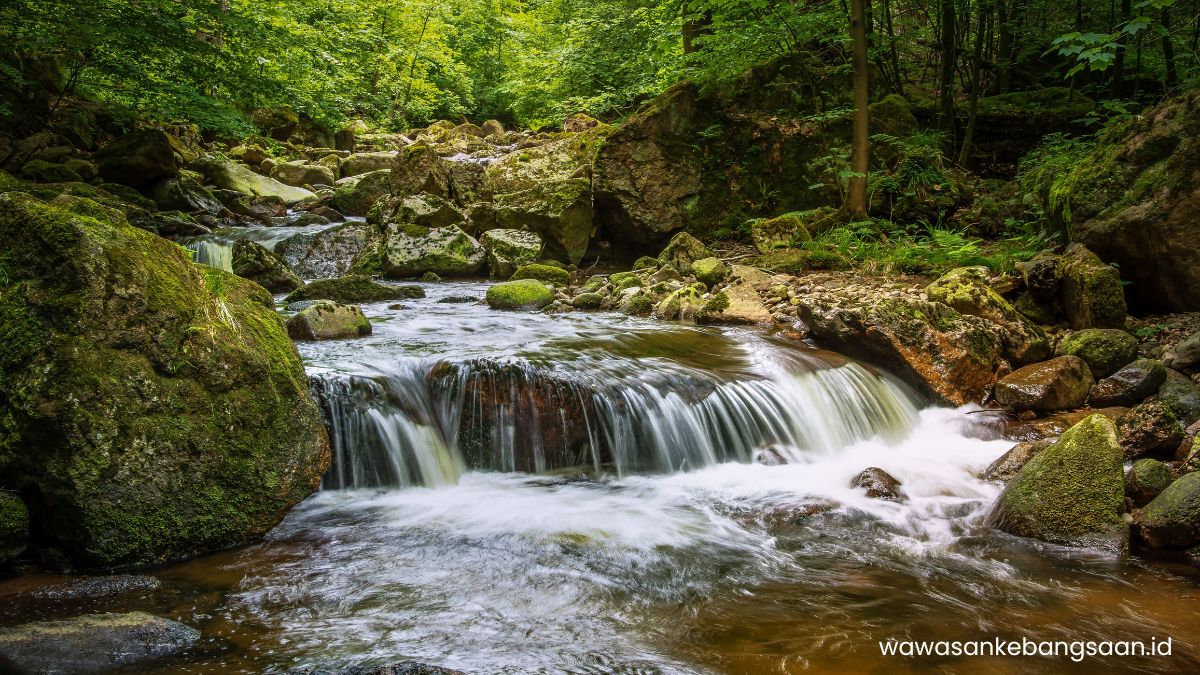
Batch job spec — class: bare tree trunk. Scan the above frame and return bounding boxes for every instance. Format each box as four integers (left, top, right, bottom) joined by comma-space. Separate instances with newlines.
848, 0, 871, 218
1111, 0, 1131, 98
938, 0, 957, 150
682, 2, 713, 55
959, 0, 990, 166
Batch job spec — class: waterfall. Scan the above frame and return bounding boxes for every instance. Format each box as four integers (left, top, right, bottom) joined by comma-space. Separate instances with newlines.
188, 239, 234, 272
310, 356, 920, 489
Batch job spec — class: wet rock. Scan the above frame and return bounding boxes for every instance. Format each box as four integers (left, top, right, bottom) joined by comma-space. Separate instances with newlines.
30, 574, 161, 600
0, 193, 328, 568
986, 414, 1127, 552
278, 222, 372, 279
492, 179, 594, 264
1057, 244, 1127, 329
696, 281, 773, 325
1118, 399, 1183, 459
1, 492, 29, 564
995, 356, 1094, 412
436, 296, 478, 304
1164, 331, 1200, 372
1133, 472, 1200, 549
655, 284, 706, 321
284, 276, 423, 304
287, 301, 371, 340
850, 467, 906, 501
657, 232, 711, 274
229, 194, 287, 220
1016, 407, 1129, 440
376, 224, 485, 278
232, 241, 304, 293
145, 176, 222, 215
390, 144, 453, 199
511, 263, 569, 287
982, 439, 1053, 483
691, 257, 730, 287
1125, 458, 1174, 508
486, 279, 554, 310
1014, 253, 1061, 302
1055, 328, 1138, 377
271, 161, 336, 188
92, 129, 179, 186
751, 213, 811, 254
20, 158, 82, 182
330, 169, 391, 216
1088, 358, 1167, 407
192, 158, 315, 205
370, 192, 466, 229
926, 266, 1050, 364
571, 292, 604, 309
0, 612, 199, 674
1158, 369, 1200, 425
340, 151, 397, 177
480, 229, 542, 280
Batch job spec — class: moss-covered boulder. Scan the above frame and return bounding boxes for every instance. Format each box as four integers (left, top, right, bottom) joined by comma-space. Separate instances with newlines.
0, 492, 29, 563
1118, 399, 1183, 459
751, 214, 811, 254
1055, 328, 1137, 377
270, 161, 335, 188
691, 257, 730, 287
20, 159, 82, 183
1134, 472, 1200, 549
389, 144, 453, 199
330, 169, 391, 216
377, 224, 485, 278
0, 611, 200, 673
1159, 370, 1200, 425
144, 177, 222, 215
92, 129, 179, 187
926, 266, 1050, 364
511, 263, 570, 286
1164, 330, 1200, 372
1057, 244, 1127, 329
982, 439, 1053, 483
341, 151, 397, 177
283, 275, 422, 304
286, 301, 371, 340
1089, 358, 1168, 407
657, 232, 711, 274
995, 356, 1094, 412
231, 241, 303, 293
696, 281, 774, 325
655, 284, 706, 321
482, 125, 610, 196
485, 279, 554, 310
191, 158, 315, 205
0, 193, 329, 569
571, 292, 604, 309
986, 414, 1127, 552
493, 179, 594, 265
369, 192, 465, 229
1125, 458, 1173, 508
480, 229, 542, 280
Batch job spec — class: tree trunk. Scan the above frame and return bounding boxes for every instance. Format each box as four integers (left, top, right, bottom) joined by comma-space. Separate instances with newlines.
959, 0, 990, 167
883, 0, 903, 95
848, 0, 871, 218
1111, 0, 1131, 98
994, 0, 1012, 93
937, 0, 957, 149
683, 2, 713, 55
1163, 7, 1178, 90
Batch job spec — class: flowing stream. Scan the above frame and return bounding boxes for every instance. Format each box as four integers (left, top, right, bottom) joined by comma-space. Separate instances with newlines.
4, 279, 1199, 674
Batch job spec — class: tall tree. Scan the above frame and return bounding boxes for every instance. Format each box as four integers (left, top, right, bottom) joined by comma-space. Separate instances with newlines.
848, 0, 871, 218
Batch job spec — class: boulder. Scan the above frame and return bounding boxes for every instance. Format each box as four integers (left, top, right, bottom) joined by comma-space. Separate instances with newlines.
1054, 328, 1137, 377
330, 169, 391, 216
230, 144, 268, 166
92, 129, 178, 186
370, 192, 466, 229
253, 106, 299, 140
0, 612, 199, 673
231, 240, 304, 293
982, 439, 1053, 483
283, 275, 423, 304
492, 179, 594, 264
850, 467, 907, 501
0, 193, 329, 568
482, 126, 608, 196
986, 414, 1127, 552
751, 213, 811, 253
926, 266, 1050, 364
192, 158, 316, 205
657, 232, 711, 273
452, 122, 486, 138
480, 229, 542, 279
1133, 472, 1200, 549
511, 263, 570, 287
481, 119, 505, 137
1057, 244, 1127, 329
485, 279, 554, 310
1088, 358, 1167, 407
271, 161, 336, 188
994, 356, 1094, 412
691, 257, 730, 287
1125, 458, 1174, 508
655, 284, 707, 321
229, 194, 286, 220
1164, 331, 1200, 372
1, 492, 29, 563
1159, 369, 1200, 425
376, 224, 485, 278
390, 144, 453, 199
1118, 399, 1184, 461
341, 151, 396, 177
571, 292, 604, 309
278, 222, 373, 279
145, 177, 222, 215
287, 301, 371, 340
20, 158, 81, 183
696, 281, 773, 325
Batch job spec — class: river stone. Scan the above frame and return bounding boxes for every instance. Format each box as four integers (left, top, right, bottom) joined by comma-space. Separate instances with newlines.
850, 467, 906, 501
1158, 370, 1200, 425
1164, 331, 1200, 372
145, 177, 223, 215
377, 224, 485, 278
330, 169, 391, 216
296, 663, 467, 675
341, 151, 397, 177
232, 240, 304, 293
511, 263, 570, 287
20, 158, 82, 183
1055, 328, 1137, 377
92, 129, 179, 186
995, 356, 1094, 412
31, 574, 161, 599
271, 161, 336, 188
482, 126, 606, 196
1125, 458, 1174, 508
986, 414, 1127, 552
485, 279, 554, 310
982, 439, 1053, 483
480, 229, 542, 280
370, 193, 465, 229
926, 266, 1050, 364
571, 292, 604, 309
1118, 399, 1183, 459
657, 232, 711, 274
1133, 472, 1200, 549
0, 193, 329, 568
655, 284, 706, 321
1057, 244, 1127, 330
1015, 253, 1062, 301
287, 301, 371, 340
492, 179, 594, 265
284, 275, 423, 304
278, 222, 372, 279
229, 194, 287, 220
691, 257, 730, 287
696, 281, 773, 325
390, 144, 453, 199
0, 492, 29, 563
1088, 358, 1168, 407
751, 213, 811, 254
192, 158, 315, 204
0, 612, 199, 673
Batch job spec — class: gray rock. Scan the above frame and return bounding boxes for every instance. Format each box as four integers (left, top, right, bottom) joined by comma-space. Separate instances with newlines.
850, 467, 906, 501
995, 355, 1094, 412
1159, 369, 1200, 425
30, 574, 161, 600
1088, 358, 1167, 407
982, 439, 1053, 483
0, 612, 199, 674
1164, 331, 1200, 372
286, 301, 372, 341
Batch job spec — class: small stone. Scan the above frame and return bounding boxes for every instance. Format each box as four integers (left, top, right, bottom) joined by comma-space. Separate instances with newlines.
1125, 458, 1174, 508
850, 467, 906, 502
286, 301, 372, 340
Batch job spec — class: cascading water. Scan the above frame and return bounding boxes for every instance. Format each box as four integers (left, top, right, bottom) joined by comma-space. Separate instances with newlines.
185, 214, 350, 271
187, 238, 234, 272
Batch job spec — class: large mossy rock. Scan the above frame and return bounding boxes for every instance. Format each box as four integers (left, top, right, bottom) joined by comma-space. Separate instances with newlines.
341, 151, 396, 177
389, 144, 453, 199
1057, 244, 1127, 329
92, 130, 179, 187
995, 355, 1094, 412
0, 193, 329, 569
485, 279, 554, 310
657, 231, 712, 274
1055, 328, 1138, 377
1133, 472, 1200, 549
925, 266, 1049, 364
482, 126, 610, 196
511, 263, 570, 286
1159, 369, 1200, 425
493, 179, 594, 264
144, 177, 222, 215
986, 414, 1127, 552
480, 229, 542, 280
286, 301, 371, 341
330, 169, 391, 216
271, 160, 336, 188
283, 275, 422, 304
751, 213, 811, 254
369, 192, 465, 229
1042, 91, 1200, 312
375, 224, 485, 278
231, 240, 304, 293
192, 158, 315, 205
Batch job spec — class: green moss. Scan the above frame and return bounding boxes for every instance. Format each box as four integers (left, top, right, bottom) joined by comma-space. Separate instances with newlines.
1135, 472, 1200, 548
622, 292, 654, 316
1055, 329, 1137, 377
571, 292, 604, 309
486, 279, 554, 310
512, 263, 570, 286
703, 291, 730, 314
